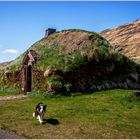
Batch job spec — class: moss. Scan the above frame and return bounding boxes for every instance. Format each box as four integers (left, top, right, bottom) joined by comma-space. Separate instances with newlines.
47, 76, 63, 87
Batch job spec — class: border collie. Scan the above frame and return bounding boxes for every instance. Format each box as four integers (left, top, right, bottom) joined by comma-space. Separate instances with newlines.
33, 103, 47, 124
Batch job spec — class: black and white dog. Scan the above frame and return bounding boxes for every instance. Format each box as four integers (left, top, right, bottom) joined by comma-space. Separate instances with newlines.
33, 103, 47, 124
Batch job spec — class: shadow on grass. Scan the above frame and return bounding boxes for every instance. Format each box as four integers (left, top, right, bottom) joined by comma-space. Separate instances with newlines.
43, 118, 59, 125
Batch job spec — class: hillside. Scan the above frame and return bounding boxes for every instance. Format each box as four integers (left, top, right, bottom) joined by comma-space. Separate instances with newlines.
1, 29, 140, 94
100, 19, 140, 63
0, 61, 12, 69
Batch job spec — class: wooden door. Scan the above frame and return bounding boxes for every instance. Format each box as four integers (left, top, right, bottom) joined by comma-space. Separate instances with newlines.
24, 65, 32, 92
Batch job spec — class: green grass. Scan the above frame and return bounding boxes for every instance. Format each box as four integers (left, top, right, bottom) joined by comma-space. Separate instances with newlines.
0, 92, 18, 96
0, 89, 140, 139
0, 88, 19, 96
35, 45, 89, 72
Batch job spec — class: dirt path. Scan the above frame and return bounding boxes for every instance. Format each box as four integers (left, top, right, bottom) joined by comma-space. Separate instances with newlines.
0, 128, 25, 139
0, 95, 27, 101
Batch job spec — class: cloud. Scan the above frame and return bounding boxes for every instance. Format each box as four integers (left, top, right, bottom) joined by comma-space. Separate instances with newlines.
2, 49, 19, 54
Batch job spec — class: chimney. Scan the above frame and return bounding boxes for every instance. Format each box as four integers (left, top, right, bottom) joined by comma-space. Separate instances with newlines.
45, 28, 56, 37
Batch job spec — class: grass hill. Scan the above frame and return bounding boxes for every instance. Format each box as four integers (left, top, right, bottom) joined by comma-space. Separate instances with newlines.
0, 29, 140, 94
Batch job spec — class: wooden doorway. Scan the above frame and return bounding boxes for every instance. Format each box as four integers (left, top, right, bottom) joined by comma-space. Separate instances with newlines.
24, 65, 32, 92
22, 50, 39, 94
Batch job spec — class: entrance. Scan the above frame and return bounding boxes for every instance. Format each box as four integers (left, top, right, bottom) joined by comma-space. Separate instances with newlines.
22, 50, 39, 94
24, 65, 32, 92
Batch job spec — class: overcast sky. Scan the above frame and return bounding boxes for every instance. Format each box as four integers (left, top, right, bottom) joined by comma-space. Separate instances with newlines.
0, 1, 140, 63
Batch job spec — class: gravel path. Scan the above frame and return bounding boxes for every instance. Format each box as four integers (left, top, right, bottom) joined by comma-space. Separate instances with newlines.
0, 95, 27, 101
0, 128, 25, 139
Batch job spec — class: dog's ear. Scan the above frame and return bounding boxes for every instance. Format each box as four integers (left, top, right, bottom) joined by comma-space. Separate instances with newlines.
43, 105, 47, 111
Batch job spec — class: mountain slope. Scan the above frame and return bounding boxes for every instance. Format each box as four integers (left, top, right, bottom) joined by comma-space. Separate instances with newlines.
100, 20, 140, 63
0, 61, 12, 69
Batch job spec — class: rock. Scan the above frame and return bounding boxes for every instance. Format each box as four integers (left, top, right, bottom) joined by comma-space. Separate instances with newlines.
130, 73, 139, 82
44, 69, 52, 77
126, 79, 140, 89
123, 82, 128, 89
104, 82, 110, 89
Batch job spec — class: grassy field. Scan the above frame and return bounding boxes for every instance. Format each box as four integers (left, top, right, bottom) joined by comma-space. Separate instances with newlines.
0, 91, 18, 96
0, 89, 140, 139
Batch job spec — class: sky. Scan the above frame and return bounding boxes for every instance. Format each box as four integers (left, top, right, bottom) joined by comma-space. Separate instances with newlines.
0, 1, 140, 63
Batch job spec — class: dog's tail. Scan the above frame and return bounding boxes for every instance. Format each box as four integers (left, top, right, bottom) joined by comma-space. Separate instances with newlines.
33, 112, 35, 117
